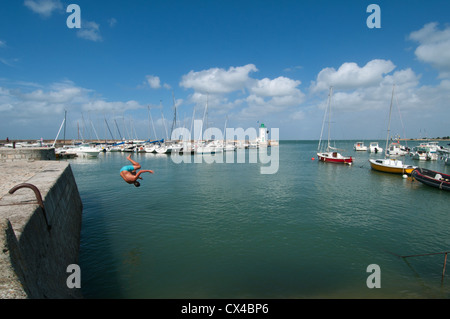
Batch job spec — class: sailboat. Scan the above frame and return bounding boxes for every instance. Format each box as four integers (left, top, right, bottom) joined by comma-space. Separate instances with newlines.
316, 87, 353, 165
194, 94, 222, 154
368, 85, 417, 175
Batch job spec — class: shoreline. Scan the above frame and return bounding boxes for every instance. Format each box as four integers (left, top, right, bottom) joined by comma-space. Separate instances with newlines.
0, 137, 449, 146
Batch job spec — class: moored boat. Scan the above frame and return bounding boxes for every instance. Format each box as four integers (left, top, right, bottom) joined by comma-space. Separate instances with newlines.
135, 144, 146, 153
145, 144, 156, 153
369, 158, 416, 175
415, 141, 439, 160
316, 87, 353, 165
387, 141, 409, 156
354, 141, 367, 151
223, 143, 236, 152
411, 146, 431, 161
437, 147, 450, 165
412, 168, 450, 191
368, 85, 416, 175
318, 150, 353, 164
155, 144, 168, 154
60, 144, 101, 158
369, 142, 383, 153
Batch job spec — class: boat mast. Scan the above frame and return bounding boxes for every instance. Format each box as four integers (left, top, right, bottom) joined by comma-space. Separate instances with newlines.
190, 106, 196, 142
90, 119, 101, 143
317, 87, 331, 152
114, 119, 122, 141
223, 115, 228, 144
170, 91, 177, 139
63, 109, 66, 145
204, 93, 209, 133
200, 94, 208, 141
385, 84, 395, 158
394, 87, 408, 149
147, 105, 151, 141
327, 86, 333, 151
148, 105, 158, 140
52, 116, 66, 147
160, 104, 168, 141
104, 117, 115, 141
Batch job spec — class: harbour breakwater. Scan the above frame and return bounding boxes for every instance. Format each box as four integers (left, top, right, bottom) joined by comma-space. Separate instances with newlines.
0, 146, 56, 162
0, 147, 83, 298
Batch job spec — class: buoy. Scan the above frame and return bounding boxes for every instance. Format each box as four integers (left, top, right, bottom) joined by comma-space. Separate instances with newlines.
402, 174, 408, 179
311, 157, 315, 160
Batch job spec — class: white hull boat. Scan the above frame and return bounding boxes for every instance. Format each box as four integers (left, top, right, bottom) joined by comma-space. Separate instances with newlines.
354, 142, 368, 151
63, 144, 101, 157
387, 141, 409, 156
369, 142, 383, 154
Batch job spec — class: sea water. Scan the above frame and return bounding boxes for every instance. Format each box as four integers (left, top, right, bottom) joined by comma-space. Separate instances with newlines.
70, 140, 450, 298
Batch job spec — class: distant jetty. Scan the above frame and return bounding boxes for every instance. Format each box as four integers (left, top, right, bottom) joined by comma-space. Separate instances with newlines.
398, 137, 450, 142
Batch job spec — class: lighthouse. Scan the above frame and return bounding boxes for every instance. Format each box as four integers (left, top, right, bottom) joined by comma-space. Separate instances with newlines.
258, 123, 268, 147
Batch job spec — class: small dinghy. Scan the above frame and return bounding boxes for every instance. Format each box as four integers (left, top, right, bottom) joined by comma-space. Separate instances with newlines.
412, 168, 450, 191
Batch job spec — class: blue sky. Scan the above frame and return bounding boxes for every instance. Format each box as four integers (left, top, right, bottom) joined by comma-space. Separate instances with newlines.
1, 0, 450, 141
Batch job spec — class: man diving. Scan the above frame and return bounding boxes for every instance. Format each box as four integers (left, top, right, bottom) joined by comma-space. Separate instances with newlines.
120, 154, 154, 187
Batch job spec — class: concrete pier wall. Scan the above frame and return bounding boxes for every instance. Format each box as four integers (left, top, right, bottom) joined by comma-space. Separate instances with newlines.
0, 147, 56, 162
0, 159, 83, 298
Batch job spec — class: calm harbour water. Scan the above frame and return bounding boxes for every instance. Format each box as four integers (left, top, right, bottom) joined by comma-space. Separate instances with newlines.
69, 140, 450, 299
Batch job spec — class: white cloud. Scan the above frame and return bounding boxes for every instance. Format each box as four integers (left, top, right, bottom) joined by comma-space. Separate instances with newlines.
180, 64, 305, 120
409, 22, 450, 78
145, 75, 171, 90
250, 76, 302, 98
0, 58, 17, 67
304, 63, 450, 140
108, 18, 117, 28
19, 81, 86, 104
146, 75, 161, 89
316, 67, 421, 113
24, 1, 103, 42
307, 59, 428, 119
180, 64, 258, 94
77, 21, 102, 42
0, 78, 155, 139
24, 0, 63, 18
188, 92, 238, 119
238, 76, 305, 118
0, 81, 144, 131
310, 59, 396, 93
